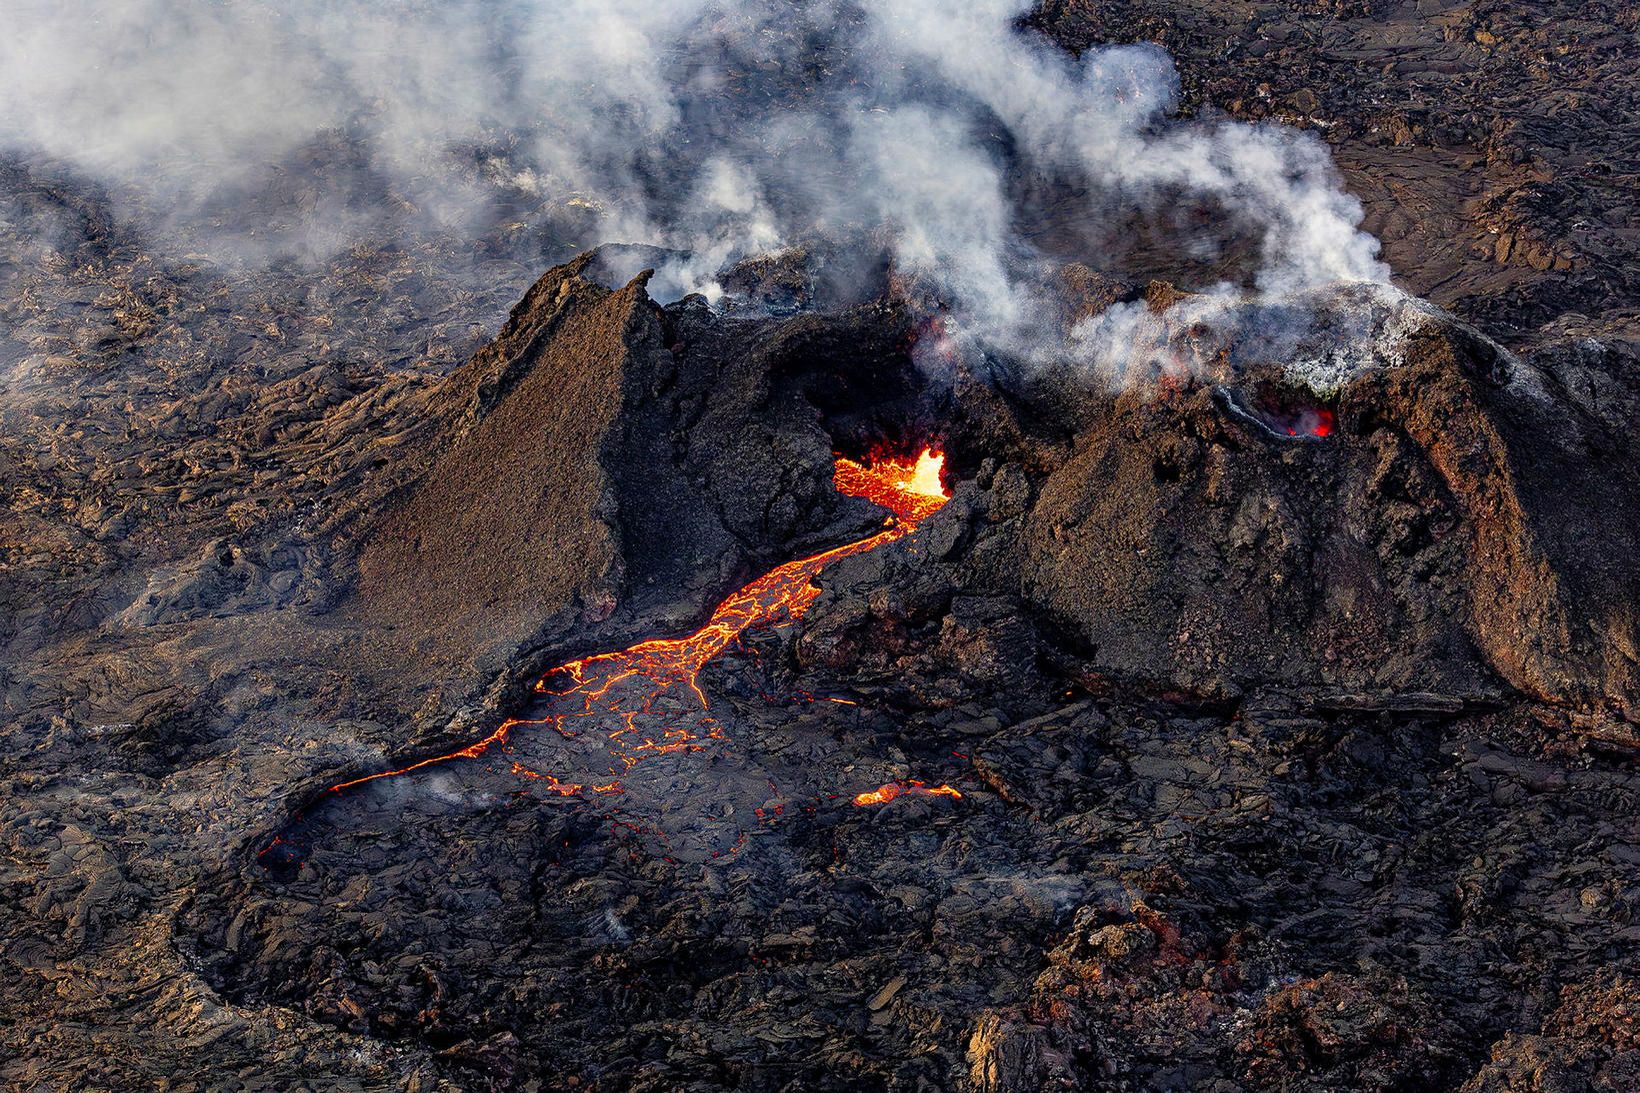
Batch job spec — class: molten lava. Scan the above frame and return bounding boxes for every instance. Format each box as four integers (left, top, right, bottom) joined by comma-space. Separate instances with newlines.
1217, 384, 1337, 441
852, 780, 963, 806
323, 449, 953, 809
1288, 408, 1334, 438
833, 446, 947, 523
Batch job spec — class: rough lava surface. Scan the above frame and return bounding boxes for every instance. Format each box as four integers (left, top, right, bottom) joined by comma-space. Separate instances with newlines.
4, 4, 1639, 1092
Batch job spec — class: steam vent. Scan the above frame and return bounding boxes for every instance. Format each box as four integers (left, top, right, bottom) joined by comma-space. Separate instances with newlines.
3, 3, 1638, 1091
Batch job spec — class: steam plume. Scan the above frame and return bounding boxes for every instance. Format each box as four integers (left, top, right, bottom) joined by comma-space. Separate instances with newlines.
1, 0, 1390, 370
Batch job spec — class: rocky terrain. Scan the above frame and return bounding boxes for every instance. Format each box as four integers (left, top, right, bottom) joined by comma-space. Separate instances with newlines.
3, 2, 1638, 1091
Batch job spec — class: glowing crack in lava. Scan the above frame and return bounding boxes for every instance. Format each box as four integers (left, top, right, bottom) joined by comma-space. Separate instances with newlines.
316, 448, 954, 813
853, 780, 963, 806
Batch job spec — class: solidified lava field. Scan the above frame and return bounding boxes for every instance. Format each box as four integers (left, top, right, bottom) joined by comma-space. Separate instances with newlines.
3, 3, 1638, 1092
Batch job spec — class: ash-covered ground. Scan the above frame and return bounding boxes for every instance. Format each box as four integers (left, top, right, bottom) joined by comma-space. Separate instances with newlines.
3, 3, 1638, 1092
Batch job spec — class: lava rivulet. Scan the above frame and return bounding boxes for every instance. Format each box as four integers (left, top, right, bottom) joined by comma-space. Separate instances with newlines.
853, 780, 963, 806
321, 449, 953, 809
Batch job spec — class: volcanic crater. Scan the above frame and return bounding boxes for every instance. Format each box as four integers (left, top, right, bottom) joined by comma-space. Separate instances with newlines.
144, 251, 1637, 1091
4, 3, 1640, 1091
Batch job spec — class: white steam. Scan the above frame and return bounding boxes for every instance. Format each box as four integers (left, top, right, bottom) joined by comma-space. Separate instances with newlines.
1, 0, 1391, 371
1070, 282, 1423, 395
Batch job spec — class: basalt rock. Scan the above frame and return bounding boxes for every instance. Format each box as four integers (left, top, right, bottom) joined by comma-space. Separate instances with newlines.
1021, 289, 1640, 718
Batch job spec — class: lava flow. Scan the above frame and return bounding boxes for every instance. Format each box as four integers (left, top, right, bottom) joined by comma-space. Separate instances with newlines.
317, 448, 953, 810
853, 781, 963, 806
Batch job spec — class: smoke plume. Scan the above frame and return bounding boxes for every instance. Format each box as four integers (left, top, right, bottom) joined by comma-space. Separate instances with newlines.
1, 0, 1391, 372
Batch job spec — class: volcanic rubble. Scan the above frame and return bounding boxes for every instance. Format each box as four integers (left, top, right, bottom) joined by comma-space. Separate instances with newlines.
2, 234, 1635, 1092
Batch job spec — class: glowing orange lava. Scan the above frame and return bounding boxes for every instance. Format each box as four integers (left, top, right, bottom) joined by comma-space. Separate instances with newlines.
852, 780, 964, 806
834, 446, 947, 523
327, 449, 952, 801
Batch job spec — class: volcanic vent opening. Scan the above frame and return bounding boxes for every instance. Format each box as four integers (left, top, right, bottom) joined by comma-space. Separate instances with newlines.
1216, 380, 1338, 441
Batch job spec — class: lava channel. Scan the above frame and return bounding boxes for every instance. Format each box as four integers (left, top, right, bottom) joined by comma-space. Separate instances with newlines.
265, 448, 957, 866
853, 781, 963, 806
